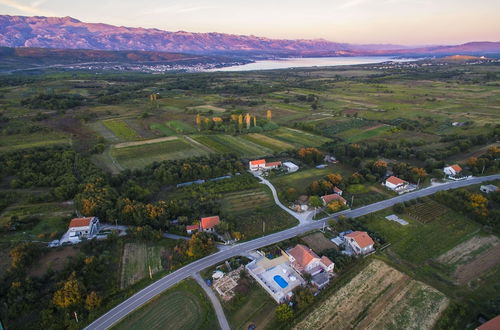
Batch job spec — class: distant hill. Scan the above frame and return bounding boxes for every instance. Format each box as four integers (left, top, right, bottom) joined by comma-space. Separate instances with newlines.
0, 15, 499, 57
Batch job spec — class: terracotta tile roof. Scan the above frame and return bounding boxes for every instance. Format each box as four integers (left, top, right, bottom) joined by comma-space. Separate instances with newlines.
201, 216, 220, 229
288, 244, 319, 269
345, 231, 374, 249
320, 256, 333, 267
450, 164, 462, 172
321, 194, 347, 204
69, 217, 93, 228
333, 187, 342, 193
186, 224, 199, 231
250, 159, 266, 166
478, 315, 500, 330
386, 176, 408, 186
265, 161, 282, 167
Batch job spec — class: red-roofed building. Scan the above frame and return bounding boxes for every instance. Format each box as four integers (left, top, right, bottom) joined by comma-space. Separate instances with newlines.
477, 315, 500, 330
384, 176, 409, 191
286, 244, 334, 275
345, 231, 375, 255
321, 193, 347, 206
444, 164, 463, 177
200, 216, 220, 232
249, 159, 266, 171
68, 217, 99, 242
333, 187, 343, 195
186, 224, 199, 234
264, 161, 282, 170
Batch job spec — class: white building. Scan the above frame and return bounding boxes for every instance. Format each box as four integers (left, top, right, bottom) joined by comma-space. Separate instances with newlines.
68, 217, 99, 243
443, 164, 462, 177
480, 184, 498, 194
249, 159, 266, 171
283, 162, 299, 173
384, 176, 409, 191
345, 231, 375, 255
286, 244, 334, 275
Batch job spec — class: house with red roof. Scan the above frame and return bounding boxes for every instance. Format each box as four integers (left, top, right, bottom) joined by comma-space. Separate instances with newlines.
249, 159, 282, 171
384, 175, 409, 191
477, 315, 500, 330
68, 217, 99, 243
443, 164, 462, 177
186, 224, 199, 234
286, 244, 334, 276
321, 193, 347, 206
201, 216, 220, 233
344, 231, 375, 255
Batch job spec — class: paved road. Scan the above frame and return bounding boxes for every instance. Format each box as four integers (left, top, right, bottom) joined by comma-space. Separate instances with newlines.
193, 273, 231, 330
85, 174, 499, 330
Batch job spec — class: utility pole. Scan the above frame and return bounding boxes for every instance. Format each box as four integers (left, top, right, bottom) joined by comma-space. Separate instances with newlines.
417, 177, 421, 188
263, 220, 266, 233
482, 164, 485, 174
74, 312, 79, 323
149, 265, 153, 279
351, 195, 355, 208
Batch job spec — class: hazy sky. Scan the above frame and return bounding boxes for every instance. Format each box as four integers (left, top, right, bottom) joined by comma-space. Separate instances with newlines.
1, 0, 499, 45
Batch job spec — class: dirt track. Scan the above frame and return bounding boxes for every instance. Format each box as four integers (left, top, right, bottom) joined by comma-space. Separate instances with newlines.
454, 243, 500, 284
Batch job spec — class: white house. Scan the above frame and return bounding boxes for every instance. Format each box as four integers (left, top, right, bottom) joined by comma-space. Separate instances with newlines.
443, 164, 462, 177
68, 217, 99, 243
384, 176, 409, 191
287, 244, 334, 276
345, 231, 375, 255
283, 162, 299, 173
249, 159, 266, 171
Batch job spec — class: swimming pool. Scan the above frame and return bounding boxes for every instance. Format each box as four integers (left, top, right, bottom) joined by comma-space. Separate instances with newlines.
273, 275, 288, 288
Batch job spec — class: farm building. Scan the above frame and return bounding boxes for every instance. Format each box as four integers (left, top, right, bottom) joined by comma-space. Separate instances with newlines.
321, 193, 347, 206
384, 176, 409, 191
344, 231, 375, 255
283, 162, 299, 173
186, 224, 199, 234
246, 253, 305, 303
477, 315, 500, 330
480, 184, 498, 194
333, 187, 343, 195
286, 244, 334, 276
443, 164, 462, 178
68, 217, 100, 243
249, 159, 282, 171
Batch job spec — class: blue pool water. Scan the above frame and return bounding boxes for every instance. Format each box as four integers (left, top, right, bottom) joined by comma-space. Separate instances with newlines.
273, 275, 288, 288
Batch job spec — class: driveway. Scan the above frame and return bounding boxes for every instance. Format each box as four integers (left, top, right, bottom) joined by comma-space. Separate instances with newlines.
192, 273, 231, 330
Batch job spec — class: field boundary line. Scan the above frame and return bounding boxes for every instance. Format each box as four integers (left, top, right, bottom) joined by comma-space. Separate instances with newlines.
114, 136, 179, 149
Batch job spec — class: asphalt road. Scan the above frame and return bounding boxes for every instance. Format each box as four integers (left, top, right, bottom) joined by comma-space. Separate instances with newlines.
85, 174, 499, 330
193, 273, 231, 330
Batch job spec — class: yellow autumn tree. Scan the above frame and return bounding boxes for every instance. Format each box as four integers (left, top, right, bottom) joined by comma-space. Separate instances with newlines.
253, 115, 257, 127
327, 200, 344, 213
245, 113, 251, 129
469, 193, 488, 217
53, 272, 84, 309
266, 110, 272, 121
85, 291, 102, 311
195, 114, 202, 130
326, 173, 343, 185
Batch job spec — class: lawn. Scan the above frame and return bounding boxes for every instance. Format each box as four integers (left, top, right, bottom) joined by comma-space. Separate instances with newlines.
267, 127, 331, 147
102, 119, 142, 141
193, 134, 273, 157
359, 205, 481, 264
112, 279, 218, 330
111, 138, 209, 169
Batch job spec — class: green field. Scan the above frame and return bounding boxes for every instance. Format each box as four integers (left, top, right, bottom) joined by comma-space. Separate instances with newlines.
268, 127, 331, 147
240, 133, 295, 152
167, 120, 196, 134
120, 243, 168, 289
0, 132, 69, 152
193, 134, 272, 157
113, 279, 218, 330
360, 206, 481, 264
111, 138, 209, 169
150, 123, 176, 136
102, 119, 142, 141
338, 125, 393, 142
221, 188, 275, 215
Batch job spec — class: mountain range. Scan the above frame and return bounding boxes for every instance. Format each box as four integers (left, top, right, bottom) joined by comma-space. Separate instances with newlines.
1, 15, 500, 57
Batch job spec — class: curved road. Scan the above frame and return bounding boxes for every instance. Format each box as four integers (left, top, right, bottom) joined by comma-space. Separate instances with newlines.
85, 174, 499, 330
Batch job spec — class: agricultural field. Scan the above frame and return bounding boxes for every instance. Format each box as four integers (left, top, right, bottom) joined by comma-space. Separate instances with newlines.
270, 164, 352, 196
267, 127, 331, 147
294, 260, 448, 330
188, 105, 226, 113
300, 232, 336, 253
240, 133, 295, 152
336, 124, 393, 142
113, 279, 218, 330
111, 138, 210, 169
149, 123, 176, 136
166, 120, 196, 134
220, 188, 275, 215
193, 134, 272, 157
360, 204, 481, 264
120, 242, 170, 289
436, 235, 500, 284
102, 119, 142, 141
0, 132, 70, 152
405, 199, 449, 223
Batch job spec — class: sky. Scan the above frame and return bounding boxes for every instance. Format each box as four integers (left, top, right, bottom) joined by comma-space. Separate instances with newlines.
1, 0, 499, 45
